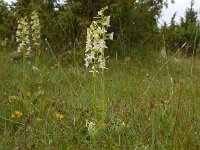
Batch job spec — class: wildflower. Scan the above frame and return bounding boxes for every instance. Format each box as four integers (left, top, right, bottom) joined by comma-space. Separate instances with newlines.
86, 120, 96, 136
16, 11, 41, 58
54, 112, 64, 119
11, 111, 22, 118
109, 32, 114, 40
16, 17, 31, 57
31, 11, 41, 47
38, 86, 42, 90
85, 6, 114, 75
26, 92, 31, 97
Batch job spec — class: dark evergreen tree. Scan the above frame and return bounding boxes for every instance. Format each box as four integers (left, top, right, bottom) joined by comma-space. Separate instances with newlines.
180, 0, 200, 55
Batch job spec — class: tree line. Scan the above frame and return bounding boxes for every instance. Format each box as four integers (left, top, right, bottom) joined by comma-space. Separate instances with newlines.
0, 0, 199, 57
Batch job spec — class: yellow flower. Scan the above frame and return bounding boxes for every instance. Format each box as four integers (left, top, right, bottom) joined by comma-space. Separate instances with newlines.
38, 86, 42, 90
9, 100, 15, 103
27, 92, 31, 97
54, 112, 64, 119
11, 111, 22, 118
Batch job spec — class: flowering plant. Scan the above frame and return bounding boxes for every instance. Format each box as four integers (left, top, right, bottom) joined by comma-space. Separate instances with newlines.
31, 11, 41, 66
16, 11, 41, 59
16, 17, 31, 57
85, 6, 113, 75
31, 11, 41, 47
85, 6, 113, 125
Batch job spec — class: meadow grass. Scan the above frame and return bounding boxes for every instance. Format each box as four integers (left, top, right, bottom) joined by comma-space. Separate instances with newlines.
0, 51, 200, 149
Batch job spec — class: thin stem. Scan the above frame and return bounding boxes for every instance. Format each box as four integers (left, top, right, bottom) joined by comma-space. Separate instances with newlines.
143, 43, 187, 98
22, 50, 26, 94
36, 47, 41, 67
101, 68, 106, 120
93, 61, 97, 118
73, 42, 76, 66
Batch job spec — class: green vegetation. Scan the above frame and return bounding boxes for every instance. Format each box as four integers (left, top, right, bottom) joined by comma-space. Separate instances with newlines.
0, 0, 200, 149
0, 51, 200, 149
161, 0, 200, 55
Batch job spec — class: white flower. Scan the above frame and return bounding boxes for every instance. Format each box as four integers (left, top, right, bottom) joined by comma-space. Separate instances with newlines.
85, 6, 113, 74
99, 39, 107, 49
16, 17, 31, 56
86, 120, 96, 135
103, 16, 110, 27
31, 11, 41, 47
109, 32, 114, 40
85, 58, 90, 67
98, 6, 108, 16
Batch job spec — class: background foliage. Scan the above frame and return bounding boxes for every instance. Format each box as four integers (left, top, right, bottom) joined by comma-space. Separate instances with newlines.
0, 0, 199, 57
0, 1, 200, 149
